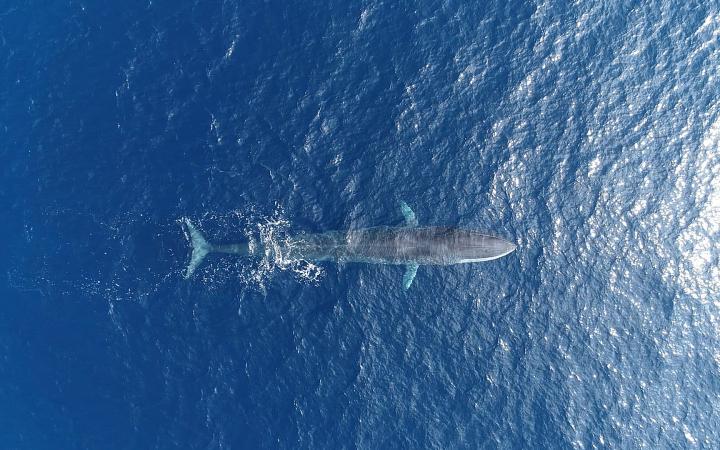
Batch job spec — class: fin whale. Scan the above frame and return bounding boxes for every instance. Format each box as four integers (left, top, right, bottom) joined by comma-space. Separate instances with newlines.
183, 201, 516, 289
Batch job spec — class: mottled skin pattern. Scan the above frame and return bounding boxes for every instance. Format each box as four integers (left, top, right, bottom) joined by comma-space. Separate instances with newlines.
283, 226, 516, 265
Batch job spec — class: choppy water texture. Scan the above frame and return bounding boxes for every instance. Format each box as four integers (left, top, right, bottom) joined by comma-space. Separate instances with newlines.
2, 0, 719, 448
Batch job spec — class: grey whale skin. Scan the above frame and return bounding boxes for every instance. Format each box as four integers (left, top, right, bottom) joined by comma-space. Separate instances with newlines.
183, 202, 516, 289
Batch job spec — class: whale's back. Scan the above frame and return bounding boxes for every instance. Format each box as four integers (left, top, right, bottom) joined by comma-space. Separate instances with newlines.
287, 226, 516, 265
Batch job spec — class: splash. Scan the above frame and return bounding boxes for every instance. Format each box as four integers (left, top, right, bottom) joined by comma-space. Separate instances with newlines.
242, 205, 325, 289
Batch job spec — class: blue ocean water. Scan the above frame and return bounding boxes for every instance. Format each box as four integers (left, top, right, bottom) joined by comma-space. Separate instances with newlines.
2, 0, 720, 448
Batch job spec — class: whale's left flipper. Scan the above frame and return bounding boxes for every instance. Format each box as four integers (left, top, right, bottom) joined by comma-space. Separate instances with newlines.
400, 201, 418, 227
403, 264, 419, 290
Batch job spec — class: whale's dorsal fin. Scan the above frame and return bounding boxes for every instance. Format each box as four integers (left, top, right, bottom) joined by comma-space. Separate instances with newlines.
403, 264, 419, 290
399, 201, 418, 227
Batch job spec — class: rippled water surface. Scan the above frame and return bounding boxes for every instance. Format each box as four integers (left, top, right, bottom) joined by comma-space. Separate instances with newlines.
1, 0, 719, 448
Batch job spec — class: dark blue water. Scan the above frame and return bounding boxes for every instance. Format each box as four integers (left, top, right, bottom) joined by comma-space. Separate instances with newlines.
2, 0, 719, 448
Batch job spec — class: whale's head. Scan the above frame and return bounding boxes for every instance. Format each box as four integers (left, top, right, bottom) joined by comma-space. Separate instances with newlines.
454, 232, 517, 263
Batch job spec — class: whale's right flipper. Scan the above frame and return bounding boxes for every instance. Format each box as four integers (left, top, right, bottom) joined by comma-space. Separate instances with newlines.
399, 201, 418, 227
403, 264, 419, 290
183, 219, 213, 278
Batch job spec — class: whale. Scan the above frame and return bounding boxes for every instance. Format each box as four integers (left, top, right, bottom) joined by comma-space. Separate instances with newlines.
183, 202, 516, 289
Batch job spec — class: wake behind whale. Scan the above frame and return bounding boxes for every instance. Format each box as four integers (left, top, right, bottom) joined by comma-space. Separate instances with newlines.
183, 202, 516, 290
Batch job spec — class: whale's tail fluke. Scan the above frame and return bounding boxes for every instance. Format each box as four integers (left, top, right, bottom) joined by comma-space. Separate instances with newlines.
183, 219, 213, 278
